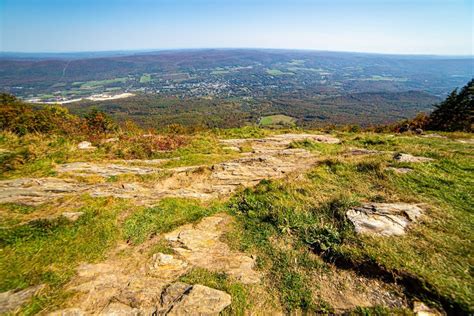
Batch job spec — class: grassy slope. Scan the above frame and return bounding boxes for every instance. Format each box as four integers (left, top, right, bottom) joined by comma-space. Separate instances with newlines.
227, 133, 473, 312
0, 129, 472, 314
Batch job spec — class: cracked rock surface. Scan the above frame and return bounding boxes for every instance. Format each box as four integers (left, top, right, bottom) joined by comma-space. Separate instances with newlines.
346, 203, 423, 236
0, 134, 337, 206
49, 214, 256, 315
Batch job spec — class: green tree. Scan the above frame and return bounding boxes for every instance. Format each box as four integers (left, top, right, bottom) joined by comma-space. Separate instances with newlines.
428, 79, 473, 132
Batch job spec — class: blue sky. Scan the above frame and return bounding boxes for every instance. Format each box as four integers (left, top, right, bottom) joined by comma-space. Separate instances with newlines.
1, 0, 472, 55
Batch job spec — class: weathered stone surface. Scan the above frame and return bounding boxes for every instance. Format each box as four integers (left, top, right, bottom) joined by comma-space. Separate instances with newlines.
0, 284, 45, 314
50, 215, 254, 314
62, 212, 84, 221
148, 253, 189, 279
49, 307, 85, 316
413, 301, 443, 316
77, 141, 96, 150
164, 283, 231, 316
103, 137, 119, 143
394, 153, 434, 163
165, 215, 261, 284
56, 162, 159, 176
0, 134, 328, 205
101, 302, 140, 315
160, 282, 192, 308
347, 203, 423, 236
387, 167, 413, 174
0, 178, 89, 205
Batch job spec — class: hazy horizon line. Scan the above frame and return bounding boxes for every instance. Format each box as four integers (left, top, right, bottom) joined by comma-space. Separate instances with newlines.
1, 47, 473, 58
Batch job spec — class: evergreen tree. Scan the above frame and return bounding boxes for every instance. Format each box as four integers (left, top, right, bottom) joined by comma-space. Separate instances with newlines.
428, 79, 473, 132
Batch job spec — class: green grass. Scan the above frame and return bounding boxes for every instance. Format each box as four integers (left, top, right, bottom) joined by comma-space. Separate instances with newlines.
79, 78, 127, 89
225, 133, 474, 313
0, 196, 128, 314
259, 115, 296, 127
123, 198, 218, 244
139, 74, 152, 83
266, 69, 294, 76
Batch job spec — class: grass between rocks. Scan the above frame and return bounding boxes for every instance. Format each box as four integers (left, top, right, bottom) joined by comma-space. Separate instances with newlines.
0, 196, 128, 314
123, 198, 220, 244
225, 133, 473, 313
179, 268, 250, 315
0, 129, 472, 314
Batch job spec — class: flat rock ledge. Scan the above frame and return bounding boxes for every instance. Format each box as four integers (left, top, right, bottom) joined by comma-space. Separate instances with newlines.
347, 203, 423, 236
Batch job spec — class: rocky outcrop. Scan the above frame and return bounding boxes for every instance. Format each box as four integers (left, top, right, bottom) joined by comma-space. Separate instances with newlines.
50, 214, 255, 315
165, 215, 261, 284
0, 178, 89, 205
0, 284, 45, 314
347, 203, 423, 236
56, 162, 160, 176
1, 134, 336, 206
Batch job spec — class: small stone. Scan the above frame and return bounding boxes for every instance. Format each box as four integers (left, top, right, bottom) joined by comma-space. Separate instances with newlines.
77, 141, 96, 150
62, 212, 84, 221
223, 146, 241, 152
387, 167, 413, 174
103, 137, 119, 143
394, 153, 434, 163
413, 301, 442, 316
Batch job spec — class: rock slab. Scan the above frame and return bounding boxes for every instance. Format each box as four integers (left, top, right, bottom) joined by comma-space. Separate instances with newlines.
0, 285, 45, 313
347, 203, 423, 236
160, 282, 231, 315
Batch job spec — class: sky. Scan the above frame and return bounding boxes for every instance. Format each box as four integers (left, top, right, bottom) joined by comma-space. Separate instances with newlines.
0, 0, 473, 55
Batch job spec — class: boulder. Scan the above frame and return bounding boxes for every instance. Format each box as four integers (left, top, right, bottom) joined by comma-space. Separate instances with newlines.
347, 203, 423, 236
